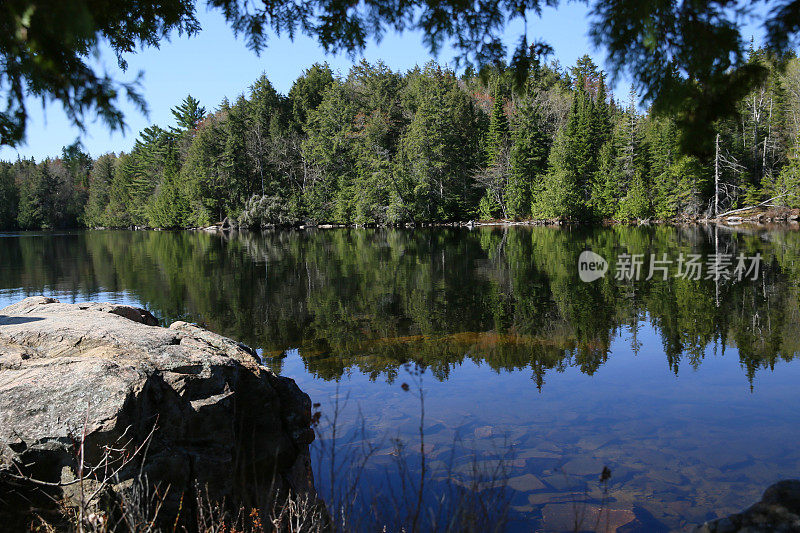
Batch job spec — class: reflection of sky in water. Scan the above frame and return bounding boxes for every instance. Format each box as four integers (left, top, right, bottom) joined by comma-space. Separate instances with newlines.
0, 288, 139, 307
286, 320, 800, 531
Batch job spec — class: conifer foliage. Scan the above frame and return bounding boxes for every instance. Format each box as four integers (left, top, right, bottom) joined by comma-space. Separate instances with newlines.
3, 50, 800, 230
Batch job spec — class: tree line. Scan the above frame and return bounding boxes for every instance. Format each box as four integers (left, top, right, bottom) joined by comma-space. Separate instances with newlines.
2, 49, 800, 231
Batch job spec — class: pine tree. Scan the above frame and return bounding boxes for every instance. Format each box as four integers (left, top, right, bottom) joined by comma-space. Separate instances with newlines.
349, 61, 406, 224
178, 113, 228, 226
533, 128, 581, 218
397, 63, 481, 221
766, 138, 800, 208
570, 75, 597, 208
222, 96, 251, 216
84, 153, 116, 227
147, 161, 189, 227
246, 74, 287, 198
592, 137, 618, 218
572, 55, 602, 92
303, 79, 358, 223
590, 87, 651, 220
127, 125, 177, 224
60, 142, 92, 189
644, 114, 708, 218
486, 83, 509, 166
478, 82, 511, 219
7, 55, 800, 228
591, 74, 612, 154
288, 63, 335, 128
510, 85, 551, 219
0, 163, 18, 229
106, 153, 135, 227
614, 89, 651, 219
17, 161, 58, 229
399, 66, 451, 221
533, 71, 594, 219
171, 95, 206, 132
646, 116, 679, 218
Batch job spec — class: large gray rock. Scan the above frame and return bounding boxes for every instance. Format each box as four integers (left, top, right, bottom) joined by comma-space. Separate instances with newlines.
697, 480, 800, 532
0, 296, 316, 525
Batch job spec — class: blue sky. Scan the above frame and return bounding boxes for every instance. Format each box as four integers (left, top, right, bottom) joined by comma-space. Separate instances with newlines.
1, 2, 768, 161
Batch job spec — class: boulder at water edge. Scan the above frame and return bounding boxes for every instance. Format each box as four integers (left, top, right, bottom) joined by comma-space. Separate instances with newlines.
0, 296, 316, 526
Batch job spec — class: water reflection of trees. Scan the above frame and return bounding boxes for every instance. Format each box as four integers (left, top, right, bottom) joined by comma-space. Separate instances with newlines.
1, 226, 798, 387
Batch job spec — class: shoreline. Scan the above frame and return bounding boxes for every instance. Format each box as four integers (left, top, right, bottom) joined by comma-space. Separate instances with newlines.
4, 206, 800, 233
100, 205, 800, 232
125, 217, 800, 232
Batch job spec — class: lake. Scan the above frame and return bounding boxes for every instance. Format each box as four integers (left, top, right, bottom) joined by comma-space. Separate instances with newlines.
1, 226, 799, 531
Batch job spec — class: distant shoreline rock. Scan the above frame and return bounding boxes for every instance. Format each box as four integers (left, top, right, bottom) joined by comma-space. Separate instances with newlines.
0, 296, 317, 528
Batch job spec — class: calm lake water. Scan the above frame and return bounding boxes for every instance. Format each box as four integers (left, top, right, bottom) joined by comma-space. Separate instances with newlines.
1, 226, 799, 531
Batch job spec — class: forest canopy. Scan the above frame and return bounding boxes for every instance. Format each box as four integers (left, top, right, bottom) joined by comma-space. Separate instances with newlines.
2, 50, 799, 231
3, 0, 800, 148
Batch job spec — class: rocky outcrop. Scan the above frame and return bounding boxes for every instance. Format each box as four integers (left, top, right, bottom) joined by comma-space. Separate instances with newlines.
0, 296, 316, 526
697, 480, 800, 532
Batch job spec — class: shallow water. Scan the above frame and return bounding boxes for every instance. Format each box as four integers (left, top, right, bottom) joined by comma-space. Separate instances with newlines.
1, 226, 799, 531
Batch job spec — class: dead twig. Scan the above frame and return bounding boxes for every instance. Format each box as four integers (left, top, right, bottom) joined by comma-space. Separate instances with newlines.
716, 194, 788, 218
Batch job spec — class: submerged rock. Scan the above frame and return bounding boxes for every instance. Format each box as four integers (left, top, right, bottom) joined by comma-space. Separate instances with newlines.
0, 296, 316, 526
540, 502, 635, 532
697, 480, 800, 532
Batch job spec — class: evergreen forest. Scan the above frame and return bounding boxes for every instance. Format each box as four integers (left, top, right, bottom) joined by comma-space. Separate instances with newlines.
3, 50, 800, 231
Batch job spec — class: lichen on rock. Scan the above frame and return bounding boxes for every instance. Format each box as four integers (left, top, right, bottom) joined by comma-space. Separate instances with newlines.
0, 296, 317, 527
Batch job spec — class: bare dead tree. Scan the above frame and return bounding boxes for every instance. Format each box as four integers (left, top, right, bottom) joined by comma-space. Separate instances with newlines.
712, 133, 748, 217
473, 145, 513, 220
